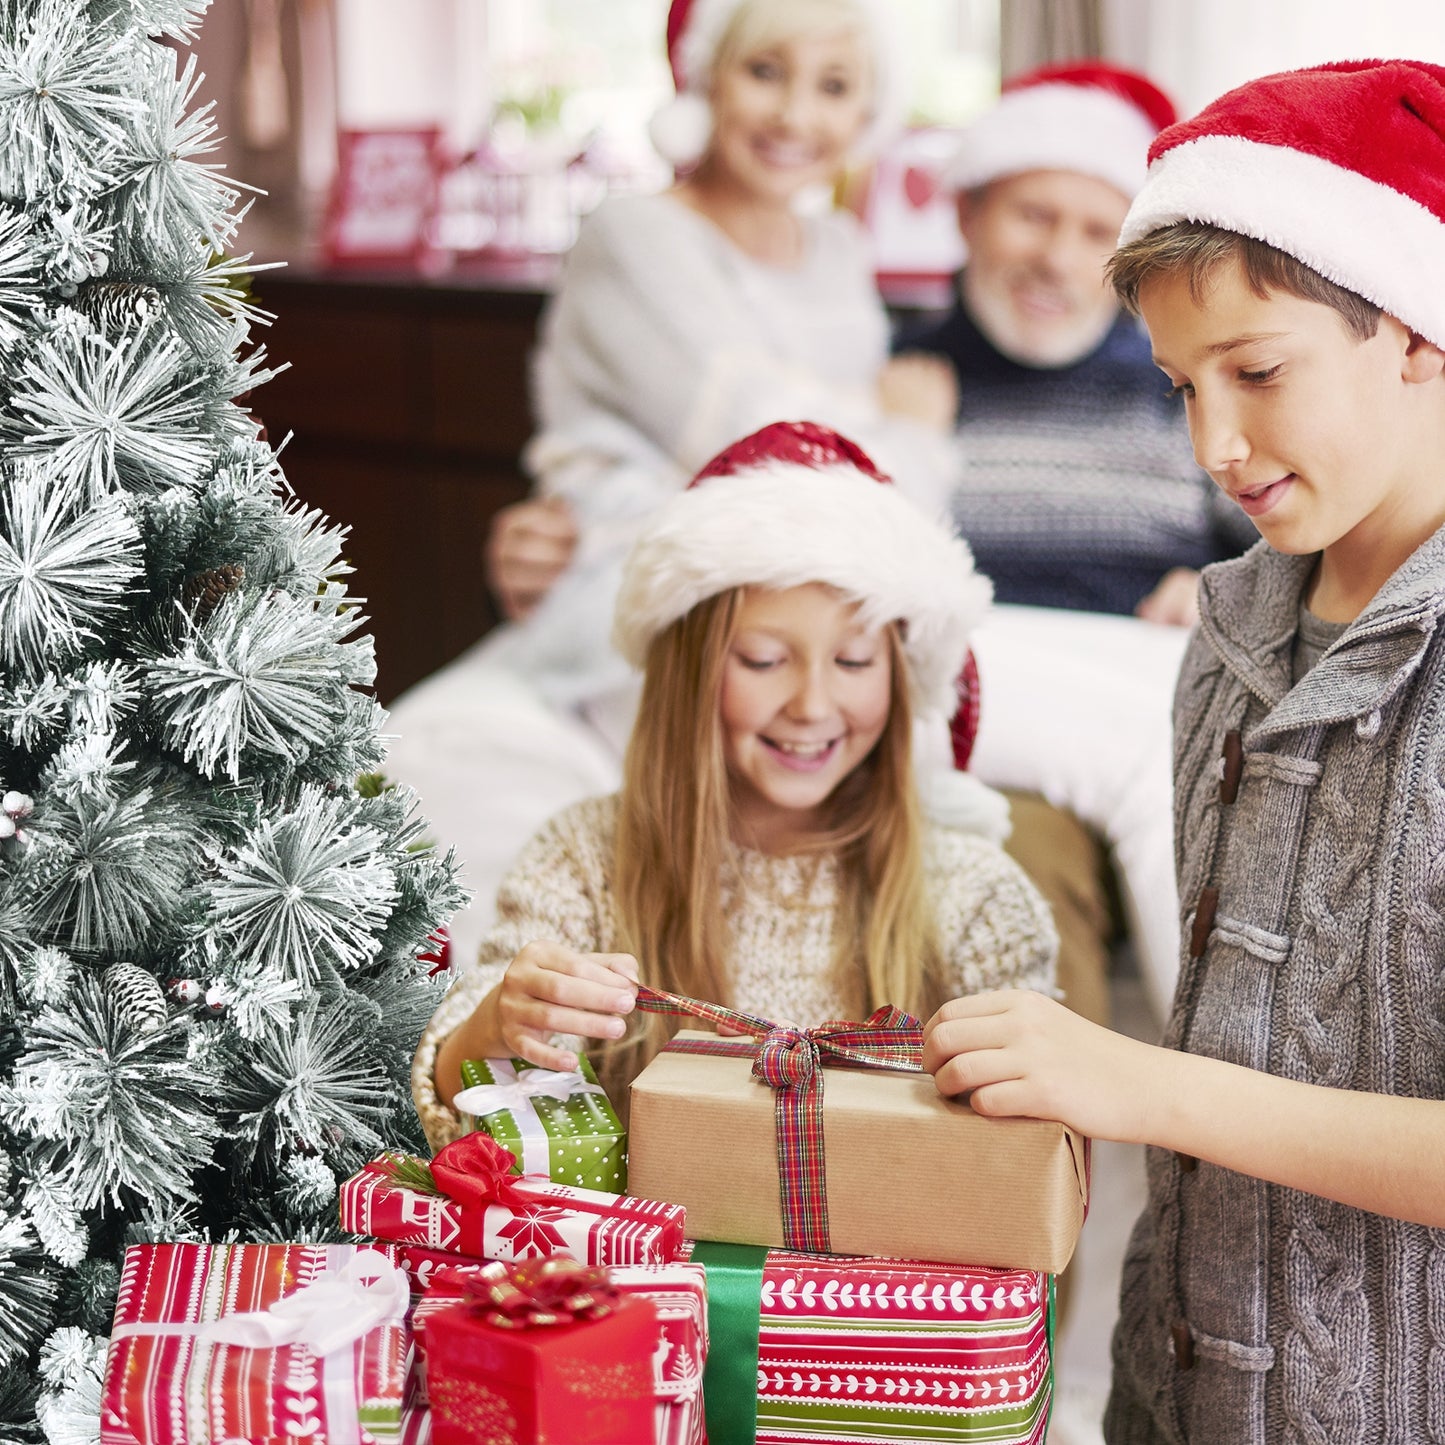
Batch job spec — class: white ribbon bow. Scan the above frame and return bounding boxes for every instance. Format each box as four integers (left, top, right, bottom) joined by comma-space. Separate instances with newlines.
454, 1063, 606, 1176
201, 1249, 408, 1357
453, 1066, 601, 1119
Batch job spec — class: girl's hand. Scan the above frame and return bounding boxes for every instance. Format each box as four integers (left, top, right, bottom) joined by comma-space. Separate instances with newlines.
922, 989, 1169, 1144
496, 942, 639, 1071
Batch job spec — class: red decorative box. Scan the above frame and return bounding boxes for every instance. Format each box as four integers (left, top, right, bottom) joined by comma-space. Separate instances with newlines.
420, 1260, 657, 1445
100, 1242, 412, 1445
409, 1254, 707, 1445
339, 1153, 684, 1266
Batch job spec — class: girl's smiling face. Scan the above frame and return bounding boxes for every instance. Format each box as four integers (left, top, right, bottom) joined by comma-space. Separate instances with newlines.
704, 24, 872, 208
720, 582, 891, 851
1139, 255, 1445, 614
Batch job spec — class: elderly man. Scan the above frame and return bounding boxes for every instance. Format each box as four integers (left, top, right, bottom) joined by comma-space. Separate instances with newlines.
889, 64, 1257, 1028
902, 62, 1253, 624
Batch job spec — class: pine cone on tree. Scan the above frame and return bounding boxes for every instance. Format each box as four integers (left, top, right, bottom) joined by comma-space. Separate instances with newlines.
72, 278, 163, 338
180, 561, 245, 624
101, 962, 167, 1034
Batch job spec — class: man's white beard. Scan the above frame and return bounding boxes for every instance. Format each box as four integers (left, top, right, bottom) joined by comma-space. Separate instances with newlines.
962, 270, 1121, 370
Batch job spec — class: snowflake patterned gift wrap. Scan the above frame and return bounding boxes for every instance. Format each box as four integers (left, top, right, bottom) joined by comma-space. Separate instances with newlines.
99, 1242, 413, 1445
339, 1135, 685, 1265
407, 1255, 708, 1445
418, 1256, 657, 1445
687, 1243, 1054, 1445
455, 1053, 627, 1189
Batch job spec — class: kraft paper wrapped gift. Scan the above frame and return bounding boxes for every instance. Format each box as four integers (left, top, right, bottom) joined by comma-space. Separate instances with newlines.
454, 1054, 626, 1191
100, 1242, 413, 1445
629, 1029, 1089, 1274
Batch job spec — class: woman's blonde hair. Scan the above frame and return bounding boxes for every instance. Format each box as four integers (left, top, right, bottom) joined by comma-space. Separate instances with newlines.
711, 0, 875, 101
595, 586, 944, 1100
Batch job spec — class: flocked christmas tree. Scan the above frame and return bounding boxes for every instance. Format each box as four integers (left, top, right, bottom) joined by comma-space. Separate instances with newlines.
0, 2, 466, 1439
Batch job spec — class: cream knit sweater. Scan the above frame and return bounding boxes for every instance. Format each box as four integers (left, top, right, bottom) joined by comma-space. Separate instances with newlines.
413, 794, 1057, 1150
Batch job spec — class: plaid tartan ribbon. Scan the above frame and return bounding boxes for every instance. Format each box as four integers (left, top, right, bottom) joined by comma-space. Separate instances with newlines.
634, 984, 923, 1253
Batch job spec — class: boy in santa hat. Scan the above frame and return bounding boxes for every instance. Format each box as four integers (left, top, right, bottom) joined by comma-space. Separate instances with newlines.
924, 59, 1445, 1443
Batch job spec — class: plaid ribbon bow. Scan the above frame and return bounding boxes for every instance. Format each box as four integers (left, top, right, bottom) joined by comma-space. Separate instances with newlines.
634, 984, 923, 1253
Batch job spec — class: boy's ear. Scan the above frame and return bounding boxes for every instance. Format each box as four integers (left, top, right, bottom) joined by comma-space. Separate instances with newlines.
1402, 329, 1445, 385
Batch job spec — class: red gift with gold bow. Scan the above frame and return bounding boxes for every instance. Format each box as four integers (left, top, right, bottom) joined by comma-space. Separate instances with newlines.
420, 1255, 657, 1445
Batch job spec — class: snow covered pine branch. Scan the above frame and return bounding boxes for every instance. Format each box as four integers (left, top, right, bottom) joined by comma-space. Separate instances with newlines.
0, 3, 466, 1440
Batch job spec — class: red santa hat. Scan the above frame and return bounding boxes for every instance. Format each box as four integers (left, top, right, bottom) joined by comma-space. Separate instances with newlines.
1119, 59, 1445, 348
613, 421, 1007, 838
649, 0, 906, 169
945, 61, 1176, 200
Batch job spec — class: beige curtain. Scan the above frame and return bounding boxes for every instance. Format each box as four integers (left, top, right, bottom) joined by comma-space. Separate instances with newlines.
1000, 0, 1104, 79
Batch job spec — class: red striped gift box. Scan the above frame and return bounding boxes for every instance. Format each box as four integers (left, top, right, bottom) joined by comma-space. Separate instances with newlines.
339, 1158, 685, 1265
100, 1242, 412, 1445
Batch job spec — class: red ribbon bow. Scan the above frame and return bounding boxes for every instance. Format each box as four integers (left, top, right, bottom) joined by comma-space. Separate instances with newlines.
430, 1132, 538, 1211
464, 1255, 619, 1330
634, 985, 922, 1253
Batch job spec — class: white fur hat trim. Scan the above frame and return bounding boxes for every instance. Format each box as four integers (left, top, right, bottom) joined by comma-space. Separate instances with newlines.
944, 82, 1158, 200
1119, 133, 1445, 348
613, 461, 992, 722
652, 0, 908, 168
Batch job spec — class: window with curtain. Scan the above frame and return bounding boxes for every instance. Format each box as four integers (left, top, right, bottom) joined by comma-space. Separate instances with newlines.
329, 0, 1001, 257
335, 0, 1002, 150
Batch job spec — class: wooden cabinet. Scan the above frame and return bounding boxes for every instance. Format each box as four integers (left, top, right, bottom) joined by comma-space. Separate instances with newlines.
250, 265, 554, 703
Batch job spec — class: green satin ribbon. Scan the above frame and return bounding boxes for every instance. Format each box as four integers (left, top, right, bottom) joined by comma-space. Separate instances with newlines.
692, 1241, 768, 1445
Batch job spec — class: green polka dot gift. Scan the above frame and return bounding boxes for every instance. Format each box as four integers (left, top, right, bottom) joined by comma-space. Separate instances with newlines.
455, 1054, 628, 1192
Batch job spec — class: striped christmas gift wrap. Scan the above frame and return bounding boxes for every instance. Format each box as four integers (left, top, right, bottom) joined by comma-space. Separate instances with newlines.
100, 1242, 412, 1445
339, 1159, 684, 1265
455, 1054, 627, 1190
692, 1245, 1052, 1445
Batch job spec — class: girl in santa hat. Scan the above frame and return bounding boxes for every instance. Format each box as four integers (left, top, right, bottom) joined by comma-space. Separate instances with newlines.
385, 0, 961, 973
413, 422, 1055, 1146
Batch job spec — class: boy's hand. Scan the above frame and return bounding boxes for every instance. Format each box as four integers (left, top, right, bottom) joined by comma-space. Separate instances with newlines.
496, 942, 638, 1071
922, 989, 1166, 1143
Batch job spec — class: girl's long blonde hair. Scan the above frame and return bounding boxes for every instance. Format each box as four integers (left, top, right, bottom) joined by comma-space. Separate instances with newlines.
596, 587, 945, 1100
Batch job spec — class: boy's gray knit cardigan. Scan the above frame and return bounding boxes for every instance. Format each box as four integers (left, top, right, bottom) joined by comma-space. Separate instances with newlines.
1106, 525, 1445, 1444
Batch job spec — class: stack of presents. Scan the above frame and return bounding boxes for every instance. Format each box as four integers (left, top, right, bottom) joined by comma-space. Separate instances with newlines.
97, 987, 1090, 1444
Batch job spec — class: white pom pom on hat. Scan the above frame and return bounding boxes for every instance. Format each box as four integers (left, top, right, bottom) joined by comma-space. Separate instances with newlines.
613, 420, 1009, 840
649, 91, 715, 169
651, 0, 908, 170
944, 60, 1177, 201
1119, 58, 1445, 348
